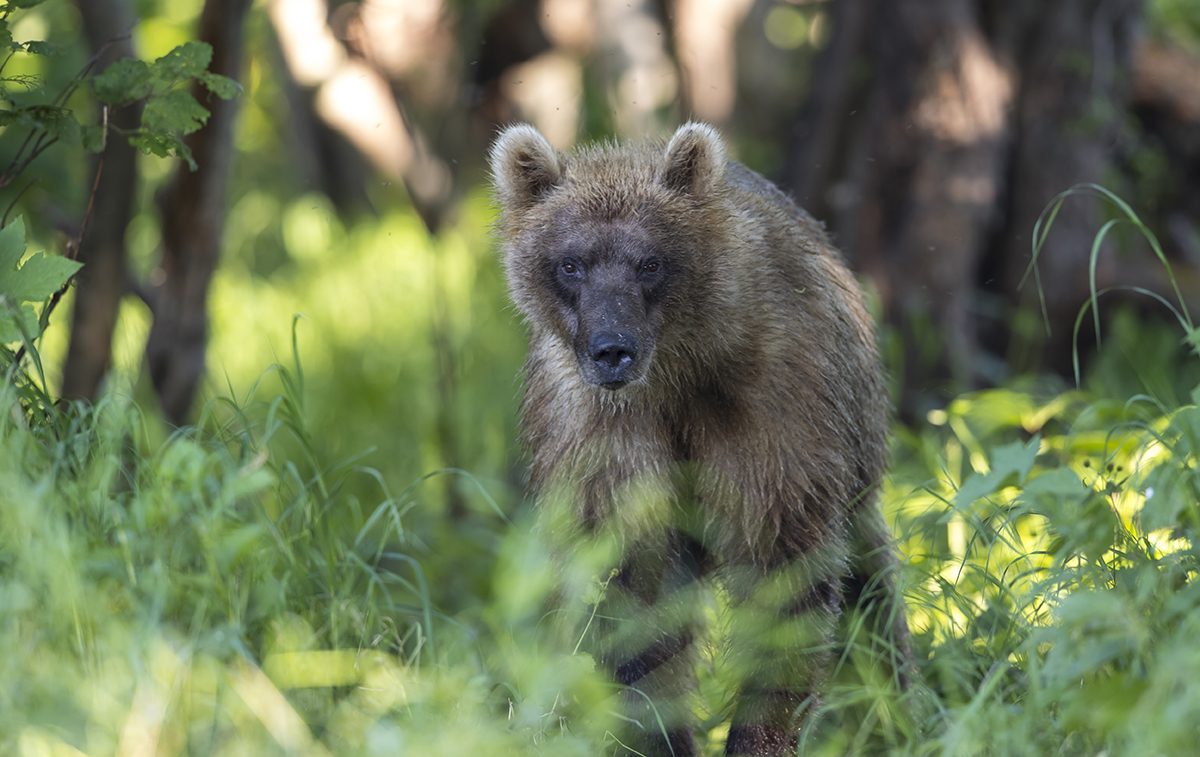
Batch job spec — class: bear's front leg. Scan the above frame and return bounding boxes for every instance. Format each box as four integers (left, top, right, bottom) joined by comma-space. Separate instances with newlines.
722, 556, 843, 756
593, 530, 710, 757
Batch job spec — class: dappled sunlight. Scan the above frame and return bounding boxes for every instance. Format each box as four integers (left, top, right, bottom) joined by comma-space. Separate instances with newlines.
1146, 526, 1191, 557
314, 61, 414, 178
281, 193, 339, 263
15, 638, 420, 757
676, 0, 753, 124
263, 650, 403, 693
761, 4, 829, 51
594, 0, 678, 134
347, 0, 455, 110
267, 0, 452, 211
501, 52, 582, 150
209, 202, 437, 377
203, 191, 524, 496
884, 380, 1196, 669
540, 0, 594, 54
914, 30, 1012, 145
268, 0, 343, 86
230, 661, 333, 755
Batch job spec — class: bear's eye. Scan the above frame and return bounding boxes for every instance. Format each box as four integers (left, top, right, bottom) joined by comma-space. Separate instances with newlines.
560, 260, 580, 276
641, 260, 661, 274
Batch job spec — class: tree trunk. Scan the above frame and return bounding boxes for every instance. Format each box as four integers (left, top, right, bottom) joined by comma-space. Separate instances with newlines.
781, 0, 1143, 415
144, 0, 251, 425
61, 0, 142, 402
986, 0, 1142, 376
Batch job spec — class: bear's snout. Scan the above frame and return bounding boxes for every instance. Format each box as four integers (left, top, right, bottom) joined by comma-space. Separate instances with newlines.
587, 331, 639, 387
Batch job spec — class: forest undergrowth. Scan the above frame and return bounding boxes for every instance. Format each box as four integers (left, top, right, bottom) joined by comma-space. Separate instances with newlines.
5, 190, 1200, 757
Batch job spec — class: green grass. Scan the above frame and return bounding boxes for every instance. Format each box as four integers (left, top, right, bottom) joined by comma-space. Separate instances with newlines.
5, 189, 1200, 756
8, 329, 1200, 756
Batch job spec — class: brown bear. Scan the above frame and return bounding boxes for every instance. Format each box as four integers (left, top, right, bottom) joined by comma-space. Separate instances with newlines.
489, 122, 910, 756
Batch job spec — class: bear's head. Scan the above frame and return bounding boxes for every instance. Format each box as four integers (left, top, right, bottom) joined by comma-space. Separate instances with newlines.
489, 123, 730, 391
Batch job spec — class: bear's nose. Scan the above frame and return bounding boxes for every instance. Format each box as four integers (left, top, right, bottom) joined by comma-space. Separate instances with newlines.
589, 332, 638, 385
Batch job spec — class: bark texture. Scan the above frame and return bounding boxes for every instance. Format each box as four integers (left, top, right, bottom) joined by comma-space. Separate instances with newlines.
61, 0, 142, 401
781, 0, 1143, 414
144, 0, 251, 425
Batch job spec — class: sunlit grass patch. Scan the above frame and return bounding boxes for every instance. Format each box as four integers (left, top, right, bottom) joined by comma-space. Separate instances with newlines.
205, 192, 525, 520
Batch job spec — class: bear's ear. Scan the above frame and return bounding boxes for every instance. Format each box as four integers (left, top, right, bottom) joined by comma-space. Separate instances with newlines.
660, 122, 726, 196
490, 124, 562, 208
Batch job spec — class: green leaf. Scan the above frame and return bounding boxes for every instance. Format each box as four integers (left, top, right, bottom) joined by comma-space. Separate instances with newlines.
1023, 466, 1087, 500
0, 300, 37, 343
153, 41, 213, 83
199, 71, 242, 100
142, 88, 209, 136
129, 130, 173, 159
16, 104, 78, 142
80, 122, 104, 152
129, 131, 197, 170
0, 217, 80, 344
991, 436, 1041, 485
1184, 327, 1200, 357
21, 40, 61, 57
0, 213, 28, 274
1023, 467, 1117, 558
1, 73, 39, 93
0, 217, 81, 303
91, 57, 153, 104
953, 436, 1042, 509
10, 251, 81, 301
0, 19, 12, 52
567, 652, 595, 674
7, 0, 51, 8
1139, 476, 1184, 533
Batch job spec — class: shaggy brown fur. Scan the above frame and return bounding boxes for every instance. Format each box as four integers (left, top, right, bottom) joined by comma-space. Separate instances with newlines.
490, 123, 909, 756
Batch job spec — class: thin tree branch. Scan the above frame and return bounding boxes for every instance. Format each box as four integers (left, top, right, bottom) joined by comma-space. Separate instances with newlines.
53, 31, 132, 108
2, 178, 38, 227
12, 110, 107, 367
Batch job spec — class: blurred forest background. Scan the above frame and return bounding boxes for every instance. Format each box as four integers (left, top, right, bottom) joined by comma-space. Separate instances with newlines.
10, 0, 1200, 490
20, 0, 1200, 459
8, 0, 1200, 754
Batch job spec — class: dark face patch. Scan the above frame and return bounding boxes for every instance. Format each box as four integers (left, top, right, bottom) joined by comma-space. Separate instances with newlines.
541, 219, 675, 389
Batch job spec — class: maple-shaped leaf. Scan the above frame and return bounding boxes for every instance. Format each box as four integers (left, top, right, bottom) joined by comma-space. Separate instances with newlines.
0, 217, 81, 343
